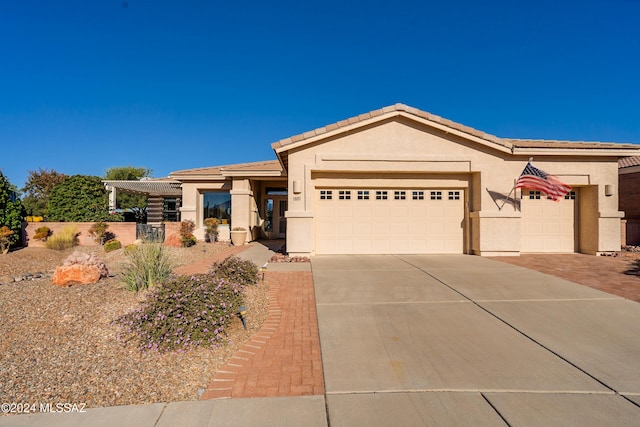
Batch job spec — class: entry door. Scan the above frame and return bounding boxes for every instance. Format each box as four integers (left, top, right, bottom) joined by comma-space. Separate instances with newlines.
265, 196, 287, 238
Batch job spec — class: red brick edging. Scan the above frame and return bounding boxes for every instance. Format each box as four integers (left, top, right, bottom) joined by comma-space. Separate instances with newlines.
201, 271, 324, 399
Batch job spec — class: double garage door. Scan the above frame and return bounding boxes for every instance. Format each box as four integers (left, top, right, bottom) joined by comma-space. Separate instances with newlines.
315, 188, 465, 254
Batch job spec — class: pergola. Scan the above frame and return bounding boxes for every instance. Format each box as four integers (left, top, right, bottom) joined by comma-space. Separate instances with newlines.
103, 179, 182, 223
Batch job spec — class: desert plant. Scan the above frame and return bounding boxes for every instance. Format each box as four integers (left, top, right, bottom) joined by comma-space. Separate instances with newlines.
104, 239, 122, 252
124, 243, 138, 253
120, 243, 174, 291
181, 234, 197, 247
204, 217, 219, 242
0, 172, 24, 249
114, 272, 245, 352
0, 226, 14, 254
209, 256, 259, 287
89, 221, 109, 244
45, 225, 79, 250
179, 220, 197, 247
33, 226, 51, 241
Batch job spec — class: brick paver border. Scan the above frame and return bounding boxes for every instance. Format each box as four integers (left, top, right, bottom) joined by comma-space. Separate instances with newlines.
201, 271, 324, 399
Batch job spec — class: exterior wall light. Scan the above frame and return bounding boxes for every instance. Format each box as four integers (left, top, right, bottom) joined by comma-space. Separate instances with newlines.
605, 184, 615, 196
293, 180, 302, 194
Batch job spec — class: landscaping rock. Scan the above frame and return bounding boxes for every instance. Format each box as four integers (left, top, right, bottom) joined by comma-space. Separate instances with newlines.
164, 234, 182, 247
63, 251, 109, 277
52, 265, 102, 287
0, 275, 14, 285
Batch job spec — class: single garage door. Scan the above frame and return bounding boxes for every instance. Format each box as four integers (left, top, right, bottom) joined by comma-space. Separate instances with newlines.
315, 188, 464, 254
520, 190, 577, 252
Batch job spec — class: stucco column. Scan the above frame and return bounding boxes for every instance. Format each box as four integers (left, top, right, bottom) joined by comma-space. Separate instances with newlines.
106, 185, 116, 213
230, 178, 252, 241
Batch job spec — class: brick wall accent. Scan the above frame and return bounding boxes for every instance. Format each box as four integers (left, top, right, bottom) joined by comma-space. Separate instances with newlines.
24, 222, 184, 248
620, 171, 640, 245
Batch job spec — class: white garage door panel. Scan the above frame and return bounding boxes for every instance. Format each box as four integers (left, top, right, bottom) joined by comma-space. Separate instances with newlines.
315, 188, 464, 255
521, 191, 576, 253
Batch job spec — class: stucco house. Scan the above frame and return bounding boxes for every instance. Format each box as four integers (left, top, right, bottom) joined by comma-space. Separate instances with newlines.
169, 104, 640, 257
619, 156, 640, 245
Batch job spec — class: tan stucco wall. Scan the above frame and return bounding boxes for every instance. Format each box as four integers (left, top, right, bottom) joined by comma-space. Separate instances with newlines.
282, 117, 624, 256
179, 180, 231, 240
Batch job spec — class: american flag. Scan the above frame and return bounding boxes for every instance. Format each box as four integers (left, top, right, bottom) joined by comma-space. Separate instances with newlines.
515, 162, 572, 201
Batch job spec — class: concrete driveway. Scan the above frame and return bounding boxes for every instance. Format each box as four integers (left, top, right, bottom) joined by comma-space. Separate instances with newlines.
312, 255, 640, 426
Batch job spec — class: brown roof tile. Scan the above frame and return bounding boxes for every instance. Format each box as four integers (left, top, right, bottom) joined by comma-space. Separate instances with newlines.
619, 156, 640, 168
171, 160, 282, 177
270, 104, 638, 156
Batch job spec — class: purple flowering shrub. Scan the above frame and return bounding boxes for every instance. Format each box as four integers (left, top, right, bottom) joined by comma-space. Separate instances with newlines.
114, 273, 245, 352
209, 256, 259, 287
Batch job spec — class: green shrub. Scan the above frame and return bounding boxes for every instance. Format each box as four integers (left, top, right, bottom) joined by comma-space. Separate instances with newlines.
33, 226, 51, 241
124, 243, 138, 253
0, 226, 14, 254
209, 256, 259, 287
179, 220, 197, 247
47, 175, 118, 222
89, 221, 114, 244
181, 234, 197, 247
120, 243, 173, 291
45, 225, 79, 250
104, 239, 122, 252
114, 273, 245, 352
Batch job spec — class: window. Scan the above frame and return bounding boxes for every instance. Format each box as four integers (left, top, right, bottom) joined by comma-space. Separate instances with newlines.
394, 191, 406, 200
430, 191, 442, 200
357, 190, 370, 200
448, 191, 460, 200
320, 190, 332, 200
376, 191, 388, 200
339, 190, 351, 200
528, 191, 541, 200
163, 198, 180, 222
412, 191, 424, 200
565, 191, 576, 200
203, 192, 231, 225
264, 199, 274, 232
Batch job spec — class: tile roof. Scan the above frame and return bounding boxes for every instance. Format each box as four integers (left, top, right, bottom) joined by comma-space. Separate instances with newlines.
508, 139, 637, 149
619, 156, 640, 169
272, 103, 638, 153
272, 104, 508, 150
170, 160, 282, 177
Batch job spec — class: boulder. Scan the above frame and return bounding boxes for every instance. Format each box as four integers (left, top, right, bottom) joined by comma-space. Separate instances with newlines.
52, 265, 102, 287
0, 275, 14, 285
164, 234, 182, 247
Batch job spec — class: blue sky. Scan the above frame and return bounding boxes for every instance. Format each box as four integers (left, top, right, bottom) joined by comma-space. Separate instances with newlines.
1, 0, 639, 190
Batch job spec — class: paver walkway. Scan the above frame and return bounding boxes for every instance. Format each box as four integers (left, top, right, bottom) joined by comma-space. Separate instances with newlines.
201, 271, 324, 399
492, 253, 640, 302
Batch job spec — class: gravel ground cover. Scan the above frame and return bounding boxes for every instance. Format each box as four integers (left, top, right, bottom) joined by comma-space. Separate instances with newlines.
0, 243, 269, 410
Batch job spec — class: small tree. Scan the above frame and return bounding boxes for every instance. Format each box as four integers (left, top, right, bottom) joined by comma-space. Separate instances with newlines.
0, 171, 25, 249
47, 175, 121, 222
104, 166, 152, 222
21, 168, 68, 218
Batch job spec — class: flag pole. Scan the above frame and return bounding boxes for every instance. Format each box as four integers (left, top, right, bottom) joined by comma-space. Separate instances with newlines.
498, 157, 533, 211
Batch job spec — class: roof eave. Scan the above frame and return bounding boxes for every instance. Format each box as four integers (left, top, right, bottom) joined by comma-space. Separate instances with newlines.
511, 147, 640, 156
220, 170, 284, 177
273, 109, 513, 155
